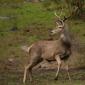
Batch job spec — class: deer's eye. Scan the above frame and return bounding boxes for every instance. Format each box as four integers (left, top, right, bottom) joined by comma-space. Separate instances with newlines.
59, 27, 62, 28
58, 27, 63, 30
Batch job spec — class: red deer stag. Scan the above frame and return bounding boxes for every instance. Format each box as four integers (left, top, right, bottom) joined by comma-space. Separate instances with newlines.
21, 12, 72, 84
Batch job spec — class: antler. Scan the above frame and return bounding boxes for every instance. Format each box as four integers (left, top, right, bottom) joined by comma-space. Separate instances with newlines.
54, 8, 63, 19
55, 20, 64, 27
54, 12, 61, 19
54, 8, 65, 27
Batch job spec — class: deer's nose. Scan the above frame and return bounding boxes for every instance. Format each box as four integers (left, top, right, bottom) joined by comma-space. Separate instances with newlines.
50, 30, 55, 36
50, 29, 54, 33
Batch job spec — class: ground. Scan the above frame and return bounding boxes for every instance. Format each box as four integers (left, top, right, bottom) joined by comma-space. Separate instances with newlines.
0, 68, 85, 85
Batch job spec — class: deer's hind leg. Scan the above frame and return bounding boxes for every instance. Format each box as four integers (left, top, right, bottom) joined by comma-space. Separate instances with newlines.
23, 56, 43, 84
23, 63, 33, 83
54, 55, 62, 80
65, 63, 71, 81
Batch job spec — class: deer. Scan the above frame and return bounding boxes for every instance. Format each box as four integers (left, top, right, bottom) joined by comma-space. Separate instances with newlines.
21, 11, 72, 84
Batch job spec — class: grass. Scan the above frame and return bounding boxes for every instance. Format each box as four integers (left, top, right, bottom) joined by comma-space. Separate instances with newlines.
0, 3, 54, 31
0, 2, 54, 60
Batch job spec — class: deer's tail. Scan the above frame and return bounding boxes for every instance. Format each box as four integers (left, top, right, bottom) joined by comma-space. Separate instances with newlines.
21, 44, 33, 53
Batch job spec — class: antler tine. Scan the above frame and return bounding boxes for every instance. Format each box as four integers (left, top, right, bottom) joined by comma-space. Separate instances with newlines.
54, 7, 63, 19
54, 12, 60, 19
54, 8, 64, 27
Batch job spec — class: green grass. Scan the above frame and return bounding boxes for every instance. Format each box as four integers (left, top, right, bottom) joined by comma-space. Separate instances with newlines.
69, 20, 85, 41
0, 2, 54, 61
0, 3, 54, 31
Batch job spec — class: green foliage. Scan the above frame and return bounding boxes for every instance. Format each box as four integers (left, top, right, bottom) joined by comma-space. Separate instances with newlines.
65, 0, 85, 18
42, 0, 85, 18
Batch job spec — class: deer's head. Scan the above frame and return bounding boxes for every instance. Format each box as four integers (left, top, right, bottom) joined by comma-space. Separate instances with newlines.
51, 19, 64, 35
51, 10, 70, 35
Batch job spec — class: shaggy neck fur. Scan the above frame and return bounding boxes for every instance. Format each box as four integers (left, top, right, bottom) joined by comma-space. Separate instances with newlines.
60, 25, 71, 49
59, 25, 72, 60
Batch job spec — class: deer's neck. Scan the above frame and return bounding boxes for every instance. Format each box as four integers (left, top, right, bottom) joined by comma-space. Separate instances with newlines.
60, 29, 71, 49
